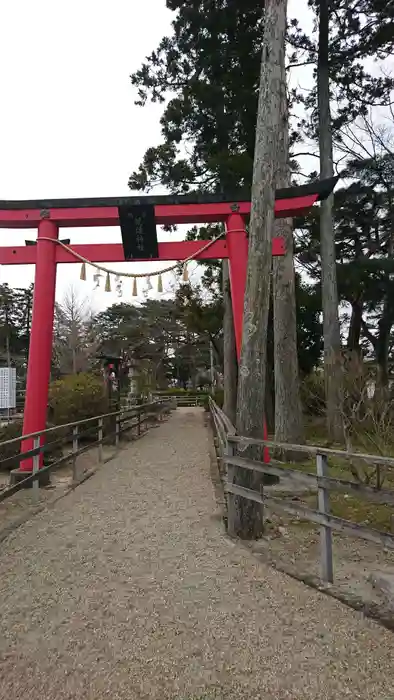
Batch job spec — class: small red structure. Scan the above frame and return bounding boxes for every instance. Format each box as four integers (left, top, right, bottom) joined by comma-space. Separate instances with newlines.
0, 179, 336, 475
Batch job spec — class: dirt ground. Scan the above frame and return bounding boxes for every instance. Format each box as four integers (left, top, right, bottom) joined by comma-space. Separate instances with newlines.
216, 459, 394, 611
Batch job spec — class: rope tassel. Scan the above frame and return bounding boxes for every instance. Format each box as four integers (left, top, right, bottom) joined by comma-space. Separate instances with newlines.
39, 231, 230, 296
93, 272, 101, 289
182, 263, 189, 282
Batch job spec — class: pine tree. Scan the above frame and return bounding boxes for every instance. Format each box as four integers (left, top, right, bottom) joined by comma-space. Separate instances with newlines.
130, 0, 306, 447
289, 0, 394, 438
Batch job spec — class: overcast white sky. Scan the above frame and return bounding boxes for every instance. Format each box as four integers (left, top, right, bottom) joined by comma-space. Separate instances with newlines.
0, 0, 312, 311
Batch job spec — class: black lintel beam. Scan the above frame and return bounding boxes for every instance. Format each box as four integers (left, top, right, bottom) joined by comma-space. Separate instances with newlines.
0, 177, 339, 211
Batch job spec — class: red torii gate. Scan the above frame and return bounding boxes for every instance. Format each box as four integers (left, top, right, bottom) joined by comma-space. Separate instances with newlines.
0, 178, 336, 478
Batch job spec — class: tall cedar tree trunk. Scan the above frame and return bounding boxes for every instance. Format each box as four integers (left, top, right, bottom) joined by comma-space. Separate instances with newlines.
272, 35, 304, 445
376, 195, 394, 388
318, 0, 343, 441
265, 332, 275, 433
222, 260, 237, 425
235, 0, 287, 539
223, 259, 272, 429
347, 300, 362, 355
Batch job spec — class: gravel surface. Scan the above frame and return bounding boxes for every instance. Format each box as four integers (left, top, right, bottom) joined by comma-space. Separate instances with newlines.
0, 444, 118, 536
0, 408, 394, 699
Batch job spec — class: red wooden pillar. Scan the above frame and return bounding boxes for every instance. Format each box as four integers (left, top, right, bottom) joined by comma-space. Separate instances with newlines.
19, 219, 59, 472
225, 213, 269, 462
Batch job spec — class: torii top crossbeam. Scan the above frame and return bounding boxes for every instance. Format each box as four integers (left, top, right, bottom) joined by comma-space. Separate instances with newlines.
0, 178, 336, 265
0, 177, 337, 476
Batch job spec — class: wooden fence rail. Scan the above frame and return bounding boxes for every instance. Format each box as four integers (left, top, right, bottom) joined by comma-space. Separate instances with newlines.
0, 399, 174, 504
151, 393, 208, 408
208, 399, 394, 584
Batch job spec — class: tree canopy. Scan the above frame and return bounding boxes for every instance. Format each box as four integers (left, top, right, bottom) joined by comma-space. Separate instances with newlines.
127, 0, 394, 388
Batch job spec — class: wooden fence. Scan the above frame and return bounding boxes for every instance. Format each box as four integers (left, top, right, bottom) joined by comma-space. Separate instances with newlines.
152, 393, 207, 407
0, 399, 174, 504
209, 398, 394, 584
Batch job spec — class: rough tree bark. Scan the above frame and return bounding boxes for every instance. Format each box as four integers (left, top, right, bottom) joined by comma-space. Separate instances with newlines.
265, 337, 275, 434
318, 0, 343, 441
222, 260, 237, 425
272, 31, 304, 445
234, 0, 287, 539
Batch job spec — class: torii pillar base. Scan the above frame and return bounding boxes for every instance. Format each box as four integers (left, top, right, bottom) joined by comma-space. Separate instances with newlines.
10, 468, 50, 488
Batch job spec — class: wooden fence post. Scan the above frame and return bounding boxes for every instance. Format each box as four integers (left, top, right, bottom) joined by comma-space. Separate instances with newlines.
226, 437, 236, 537
98, 418, 104, 463
316, 453, 334, 583
32, 436, 40, 502
115, 414, 120, 448
72, 426, 79, 483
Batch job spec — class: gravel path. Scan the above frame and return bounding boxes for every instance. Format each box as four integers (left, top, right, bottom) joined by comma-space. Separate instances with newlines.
0, 408, 394, 699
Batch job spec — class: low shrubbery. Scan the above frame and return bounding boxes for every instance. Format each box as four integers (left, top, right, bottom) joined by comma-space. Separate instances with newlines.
0, 420, 23, 468
48, 373, 109, 426
0, 420, 65, 470
0, 373, 111, 471
213, 389, 224, 408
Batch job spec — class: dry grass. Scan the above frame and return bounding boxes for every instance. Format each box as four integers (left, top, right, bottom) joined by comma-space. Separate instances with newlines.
267, 417, 394, 532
